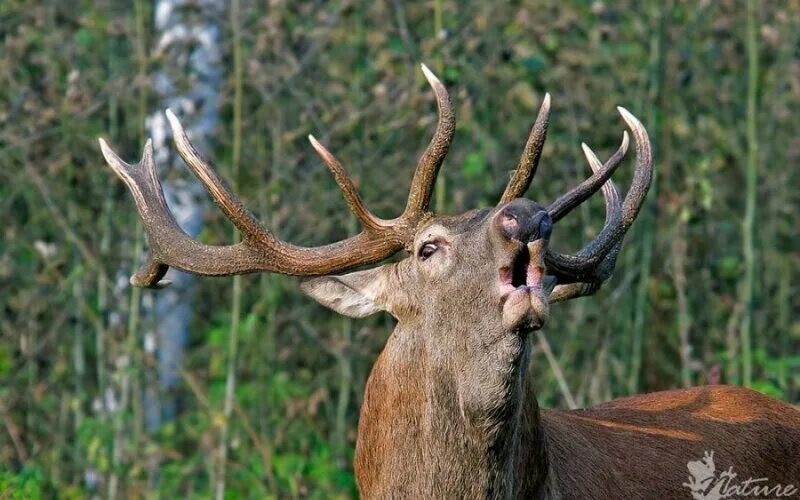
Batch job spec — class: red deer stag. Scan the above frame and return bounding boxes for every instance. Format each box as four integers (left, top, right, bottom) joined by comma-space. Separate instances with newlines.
100, 65, 800, 499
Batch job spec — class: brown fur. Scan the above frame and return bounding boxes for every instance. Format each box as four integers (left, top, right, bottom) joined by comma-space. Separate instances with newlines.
543, 386, 800, 499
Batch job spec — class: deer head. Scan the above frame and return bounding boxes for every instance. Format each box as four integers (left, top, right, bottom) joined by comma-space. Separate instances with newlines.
99, 64, 652, 497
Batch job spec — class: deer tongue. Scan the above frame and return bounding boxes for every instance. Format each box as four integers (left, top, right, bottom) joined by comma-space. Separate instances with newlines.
525, 240, 546, 289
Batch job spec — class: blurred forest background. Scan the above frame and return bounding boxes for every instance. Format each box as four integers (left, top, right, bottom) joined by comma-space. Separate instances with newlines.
1, 0, 799, 497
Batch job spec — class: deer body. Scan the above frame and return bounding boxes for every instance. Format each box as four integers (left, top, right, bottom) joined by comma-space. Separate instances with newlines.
357, 342, 800, 499
100, 64, 799, 499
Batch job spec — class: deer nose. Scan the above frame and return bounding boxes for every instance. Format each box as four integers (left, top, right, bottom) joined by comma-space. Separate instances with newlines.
497, 199, 552, 243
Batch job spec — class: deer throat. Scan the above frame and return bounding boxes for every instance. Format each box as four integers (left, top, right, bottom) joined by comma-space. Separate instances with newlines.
355, 328, 549, 499
459, 336, 549, 498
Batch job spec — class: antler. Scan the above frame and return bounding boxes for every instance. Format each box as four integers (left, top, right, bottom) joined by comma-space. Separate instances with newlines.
544, 107, 652, 297
100, 64, 454, 288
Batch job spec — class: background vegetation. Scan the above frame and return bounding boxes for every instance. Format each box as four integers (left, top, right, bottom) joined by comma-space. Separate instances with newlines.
1, 0, 798, 497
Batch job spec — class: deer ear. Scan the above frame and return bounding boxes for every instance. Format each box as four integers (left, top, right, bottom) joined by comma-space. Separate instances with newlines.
300, 267, 388, 318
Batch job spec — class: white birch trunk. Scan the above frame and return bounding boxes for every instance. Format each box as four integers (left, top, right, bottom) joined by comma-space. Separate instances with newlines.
143, 0, 225, 431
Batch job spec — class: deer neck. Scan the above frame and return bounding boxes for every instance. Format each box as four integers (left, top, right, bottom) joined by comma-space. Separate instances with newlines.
354, 323, 549, 499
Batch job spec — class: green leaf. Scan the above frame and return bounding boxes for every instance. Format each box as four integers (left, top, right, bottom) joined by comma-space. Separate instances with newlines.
750, 381, 784, 400
75, 29, 95, 48
462, 152, 487, 180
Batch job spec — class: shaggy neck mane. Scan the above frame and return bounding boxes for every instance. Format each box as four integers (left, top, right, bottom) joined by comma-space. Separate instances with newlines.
354, 324, 549, 499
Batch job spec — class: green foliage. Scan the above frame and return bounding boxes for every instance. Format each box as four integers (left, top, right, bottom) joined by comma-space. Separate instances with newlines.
1, 0, 798, 497
0, 467, 44, 500
462, 152, 488, 180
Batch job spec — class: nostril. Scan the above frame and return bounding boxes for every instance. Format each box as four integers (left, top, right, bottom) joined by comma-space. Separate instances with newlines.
500, 210, 519, 234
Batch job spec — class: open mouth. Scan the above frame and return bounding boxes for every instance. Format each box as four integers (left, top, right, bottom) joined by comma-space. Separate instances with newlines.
511, 246, 530, 288
499, 241, 546, 298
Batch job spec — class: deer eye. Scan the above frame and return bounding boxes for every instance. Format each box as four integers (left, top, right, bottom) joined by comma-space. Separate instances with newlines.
418, 242, 438, 261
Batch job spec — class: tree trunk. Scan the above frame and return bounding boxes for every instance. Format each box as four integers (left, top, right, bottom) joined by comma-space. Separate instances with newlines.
143, 0, 224, 432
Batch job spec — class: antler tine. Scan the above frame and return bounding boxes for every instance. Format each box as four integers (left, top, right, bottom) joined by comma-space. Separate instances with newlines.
402, 64, 455, 219
548, 144, 623, 302
547, 130, 629, 222
580, 142, 623, 234
586, 144, 624, 281
99, 138, 183, 288
548, 282, 601, 303
308, 134, 386, 232
500, 93, 551, 203
166, 109, 270, 243
546, 107, 652, 283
